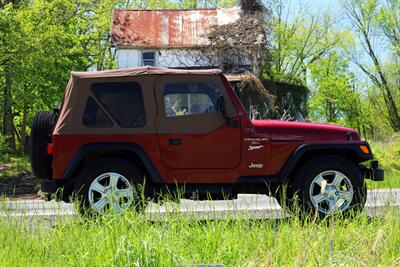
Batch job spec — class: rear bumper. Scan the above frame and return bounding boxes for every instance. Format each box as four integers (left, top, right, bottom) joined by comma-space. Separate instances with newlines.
363, 160, 385, 181
41, 179, 63, 193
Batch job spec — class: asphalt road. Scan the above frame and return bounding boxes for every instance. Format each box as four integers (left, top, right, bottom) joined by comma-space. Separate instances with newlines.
2, 189, 400, 220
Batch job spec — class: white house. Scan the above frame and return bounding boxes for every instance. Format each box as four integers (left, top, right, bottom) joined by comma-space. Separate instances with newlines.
111, 7, 241, 69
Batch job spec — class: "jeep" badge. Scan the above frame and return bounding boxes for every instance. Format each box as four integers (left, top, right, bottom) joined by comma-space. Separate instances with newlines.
249, 163, 263, 169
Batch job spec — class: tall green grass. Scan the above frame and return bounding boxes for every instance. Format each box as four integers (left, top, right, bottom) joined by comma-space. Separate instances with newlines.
367, 169, 400, 189
0, 206, 399, 266
368, 139, 400, 189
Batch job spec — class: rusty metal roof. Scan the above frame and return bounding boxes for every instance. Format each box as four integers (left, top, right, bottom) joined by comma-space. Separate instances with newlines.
112, 7, 240, 48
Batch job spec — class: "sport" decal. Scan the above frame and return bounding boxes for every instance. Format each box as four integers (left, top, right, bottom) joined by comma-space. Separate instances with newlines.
248, 145, 264, 151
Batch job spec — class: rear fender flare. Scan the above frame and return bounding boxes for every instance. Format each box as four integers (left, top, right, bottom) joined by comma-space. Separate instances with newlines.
62, 142, 163, 184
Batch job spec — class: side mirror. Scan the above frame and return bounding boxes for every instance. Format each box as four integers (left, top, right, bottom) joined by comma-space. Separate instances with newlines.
217, 95, 226, 116
217, 95, 240, 128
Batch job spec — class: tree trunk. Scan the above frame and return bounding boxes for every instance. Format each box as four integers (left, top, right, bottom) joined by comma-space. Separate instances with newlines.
2, 66, 16, 153
381, 82, 400, 131
362, 30, 400, 131
21, 100, 28, 154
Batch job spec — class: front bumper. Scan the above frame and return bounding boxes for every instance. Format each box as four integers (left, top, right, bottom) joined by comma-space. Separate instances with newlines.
363, 160, 385, 181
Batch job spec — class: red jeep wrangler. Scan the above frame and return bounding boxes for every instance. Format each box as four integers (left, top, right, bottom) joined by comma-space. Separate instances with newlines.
30, 67, 384, 217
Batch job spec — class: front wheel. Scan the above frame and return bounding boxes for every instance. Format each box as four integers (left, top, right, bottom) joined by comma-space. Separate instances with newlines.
279, 156, 367, 219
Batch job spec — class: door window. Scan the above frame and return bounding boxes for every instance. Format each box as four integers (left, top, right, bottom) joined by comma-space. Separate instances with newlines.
164, 83, 220, 117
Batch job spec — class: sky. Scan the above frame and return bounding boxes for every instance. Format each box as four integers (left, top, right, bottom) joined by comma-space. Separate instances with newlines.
277, 0, 344, 23
301, 0, 342, 11
264, 0, 353, 33
277, 0, 390, 85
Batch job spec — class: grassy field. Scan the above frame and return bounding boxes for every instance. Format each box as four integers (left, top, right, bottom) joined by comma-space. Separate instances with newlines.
367, 169, 400, 189
0, 141, 399, 266
367, 139, 400, 189
0, 207, 399, 266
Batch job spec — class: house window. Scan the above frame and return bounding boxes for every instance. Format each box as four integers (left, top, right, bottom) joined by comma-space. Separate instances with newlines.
142, 51, 156, 66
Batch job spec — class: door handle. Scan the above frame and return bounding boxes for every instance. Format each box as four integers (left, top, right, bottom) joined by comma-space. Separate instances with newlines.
168, 138, 181, 145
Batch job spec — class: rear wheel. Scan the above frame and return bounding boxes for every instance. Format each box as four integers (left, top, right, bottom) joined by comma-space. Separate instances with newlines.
278, 156, 367, 218
75, 158, 147, 215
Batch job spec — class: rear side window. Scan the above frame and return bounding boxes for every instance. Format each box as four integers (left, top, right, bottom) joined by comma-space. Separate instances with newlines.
82, 97, 113, 127
89, 82, 146, 128
164, 83, 220, 117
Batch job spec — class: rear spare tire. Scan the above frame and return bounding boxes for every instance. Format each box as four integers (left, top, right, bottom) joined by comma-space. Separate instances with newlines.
30, 111, 56, 180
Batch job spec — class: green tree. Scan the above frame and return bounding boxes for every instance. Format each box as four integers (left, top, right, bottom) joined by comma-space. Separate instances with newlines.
0, 3, 25, 153
342, 0, 400, 132
378, 0, 400, 58
308, 51, 367, 136
0, 0, 238, 153
309, 53, 355, 122
267, 0, 344, 85
1, 0, 89, 152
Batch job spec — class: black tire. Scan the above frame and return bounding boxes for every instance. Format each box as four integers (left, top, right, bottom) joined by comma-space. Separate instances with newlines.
74, 158, 148, 215
278, 155, 367, 219
30, 111, 56, 180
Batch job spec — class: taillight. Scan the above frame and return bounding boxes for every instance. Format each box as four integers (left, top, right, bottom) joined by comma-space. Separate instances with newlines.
47, 143, 54, 155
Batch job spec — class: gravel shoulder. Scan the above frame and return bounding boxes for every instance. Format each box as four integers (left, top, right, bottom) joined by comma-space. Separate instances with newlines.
2, 190, 399, 221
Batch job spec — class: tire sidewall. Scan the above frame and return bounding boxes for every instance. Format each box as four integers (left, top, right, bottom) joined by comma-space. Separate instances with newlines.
30, 111, 55, 180
292, 156, 367, 217
75, 158, 145, 214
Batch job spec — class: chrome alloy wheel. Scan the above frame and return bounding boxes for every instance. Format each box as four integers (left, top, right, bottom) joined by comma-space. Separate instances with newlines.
88, 172, 134, 215
309, 170, 354, 215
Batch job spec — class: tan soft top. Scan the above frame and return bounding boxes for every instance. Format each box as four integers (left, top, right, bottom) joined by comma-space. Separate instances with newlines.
71, 66, 222, 79
53, 67, 224, 135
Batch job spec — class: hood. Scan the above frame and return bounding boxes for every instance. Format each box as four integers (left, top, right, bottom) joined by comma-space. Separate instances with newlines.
251, 120, 360, 142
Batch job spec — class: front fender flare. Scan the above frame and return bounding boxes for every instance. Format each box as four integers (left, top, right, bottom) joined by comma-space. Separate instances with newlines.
278, 142, 374, 181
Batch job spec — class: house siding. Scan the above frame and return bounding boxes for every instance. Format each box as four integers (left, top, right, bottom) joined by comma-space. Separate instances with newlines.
116, 48, 214, 69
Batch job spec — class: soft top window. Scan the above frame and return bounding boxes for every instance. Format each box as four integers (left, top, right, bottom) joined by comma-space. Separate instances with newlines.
163, 83, 220, 117
82, 97, 113, 128
89, 82, 146, 128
